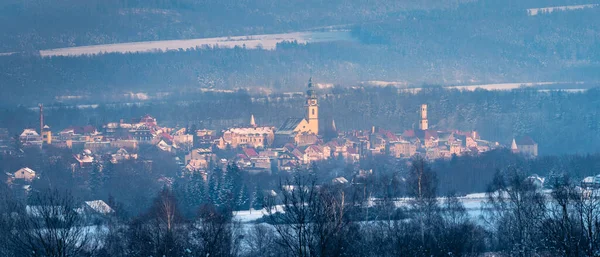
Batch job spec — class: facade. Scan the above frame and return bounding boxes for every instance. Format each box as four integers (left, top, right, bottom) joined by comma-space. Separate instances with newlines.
514, 136, 538, 157
41, 125, 52, 144
20, 129, 42, 147
419, 104, 428, 130
389, 140, 416, 158
14, 167, 37, 182
220, 126, 275, 149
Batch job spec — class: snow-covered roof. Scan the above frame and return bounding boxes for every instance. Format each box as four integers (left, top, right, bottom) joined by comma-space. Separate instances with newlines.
20, 129, 39, 137
225, 126, 274, 135
84, 200, 114, 214
16, 167, 36, 174
332, 177, 349, 184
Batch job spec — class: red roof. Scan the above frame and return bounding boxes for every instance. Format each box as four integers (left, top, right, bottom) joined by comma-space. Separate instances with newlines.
161, 132, 173, 141
402, 130, 416, 138
379, 129, 399, 141
347, 147, 358, 155
242, 148, 259, 158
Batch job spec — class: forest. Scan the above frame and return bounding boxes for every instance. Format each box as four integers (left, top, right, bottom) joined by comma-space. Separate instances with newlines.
1, 153, 600, 257
1, 0, 600, 105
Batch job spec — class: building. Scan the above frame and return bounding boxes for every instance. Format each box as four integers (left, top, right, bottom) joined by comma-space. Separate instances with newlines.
41, 125, 52, 144
19, 129, 42, 147
275, 78, 321, 146
219, 126, 275, 149
513, 136, 538, 157
389, 140, 417, 158
14, 167, 37, 182
419, 104, 428, 130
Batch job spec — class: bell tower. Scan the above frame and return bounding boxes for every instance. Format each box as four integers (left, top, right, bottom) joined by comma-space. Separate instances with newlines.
419, 104, 428, 131
306, 78, 319, 135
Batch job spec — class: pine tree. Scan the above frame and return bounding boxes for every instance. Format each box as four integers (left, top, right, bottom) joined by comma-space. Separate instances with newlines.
236, 184, 249, 210
89, 162, 103, 198
251, 185, 264, 211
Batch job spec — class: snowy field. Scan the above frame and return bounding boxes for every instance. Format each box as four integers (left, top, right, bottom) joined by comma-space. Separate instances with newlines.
448, 82, 559, 91
366, 81, 587, 93
527, 4, 598, 16
37, 31, 353, 57
233, 193, 490, 224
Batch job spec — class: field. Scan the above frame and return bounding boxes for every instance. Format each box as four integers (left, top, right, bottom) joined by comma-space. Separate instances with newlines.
37, 31, 353, 57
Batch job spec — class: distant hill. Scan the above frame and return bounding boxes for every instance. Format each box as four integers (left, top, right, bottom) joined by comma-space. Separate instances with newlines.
0, 0, 599, 105
0, 0, 473, 52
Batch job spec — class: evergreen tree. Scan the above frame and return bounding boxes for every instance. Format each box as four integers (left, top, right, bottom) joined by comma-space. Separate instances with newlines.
89, 162, 103, 198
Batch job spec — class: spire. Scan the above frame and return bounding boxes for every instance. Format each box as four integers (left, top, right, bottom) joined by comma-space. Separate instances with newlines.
332, 119, 337, 132
511, 138, 518, 153
250, 114, 256, 127
307, 77, 316, 98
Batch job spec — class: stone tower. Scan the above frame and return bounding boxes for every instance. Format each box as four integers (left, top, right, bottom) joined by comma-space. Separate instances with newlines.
419, 104, 428, 131
305, 78, 319, 135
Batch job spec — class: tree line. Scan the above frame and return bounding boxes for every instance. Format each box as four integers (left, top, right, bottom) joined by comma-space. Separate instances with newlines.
3, 157, 600, 256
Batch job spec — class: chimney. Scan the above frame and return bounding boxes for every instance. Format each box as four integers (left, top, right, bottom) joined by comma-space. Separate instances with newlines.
39, 103, 44, 135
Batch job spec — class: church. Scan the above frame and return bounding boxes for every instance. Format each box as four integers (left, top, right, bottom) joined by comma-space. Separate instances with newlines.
274, 78, 321, 146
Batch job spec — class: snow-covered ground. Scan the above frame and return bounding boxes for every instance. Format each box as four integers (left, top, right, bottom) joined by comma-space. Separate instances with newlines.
233, 193, 491, 223
449, 82, 559, 91
37, 31, 353, 57
527, 4, 598, 16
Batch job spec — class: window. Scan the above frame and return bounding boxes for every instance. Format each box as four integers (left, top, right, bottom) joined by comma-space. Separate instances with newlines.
312, 109, 315, 115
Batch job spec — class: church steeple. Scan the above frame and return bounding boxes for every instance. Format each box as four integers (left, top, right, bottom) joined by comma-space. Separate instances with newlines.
305, 78, 319, 135
250, 114, 256, 127
419, 104, 428, 131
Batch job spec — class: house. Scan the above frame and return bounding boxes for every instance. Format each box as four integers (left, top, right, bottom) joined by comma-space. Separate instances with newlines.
74, 152, 95, 168
157, 139, 177, 153
14, 167, 37, 182
111, 148, 138, 163
186, 159, 209, 172
389, 140, 416, 158
582, 175, 600, 189
77, 200, 114, 224
514, 136, 538, 157
219, 126, 275, 149
526, 174, 545, 188
19, 129, 42, 147
332, 177, 349, 185
82, 200, 114, 215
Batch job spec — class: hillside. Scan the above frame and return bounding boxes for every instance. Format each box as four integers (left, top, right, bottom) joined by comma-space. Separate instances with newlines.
0, 0, 599, 105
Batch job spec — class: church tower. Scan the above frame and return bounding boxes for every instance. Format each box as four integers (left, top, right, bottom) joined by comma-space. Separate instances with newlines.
306, 78, 319, 135
419, 104, 428, 131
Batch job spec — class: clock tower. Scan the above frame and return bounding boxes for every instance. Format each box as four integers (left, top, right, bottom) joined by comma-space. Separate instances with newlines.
305, 78, 319, 135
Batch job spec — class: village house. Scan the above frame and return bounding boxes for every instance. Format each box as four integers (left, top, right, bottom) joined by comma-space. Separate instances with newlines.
512, 136, 538, 157
219, 126, 275, 149
111, 148, 138, 163
19, 129, 42, 147
13, 167, 37, 182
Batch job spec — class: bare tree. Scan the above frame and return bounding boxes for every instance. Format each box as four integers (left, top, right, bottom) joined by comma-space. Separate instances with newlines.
3, 190, 99, 257
243, 223, 279, 257
485, 167, 547, 256
127, 187, 188, 257
265, 172, 317, 257
265, 171, 359, 257
190, 204, 241, 257
575, 185, 600, 256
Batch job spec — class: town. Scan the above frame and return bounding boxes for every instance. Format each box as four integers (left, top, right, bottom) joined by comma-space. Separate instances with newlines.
1, 79, 543, 192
